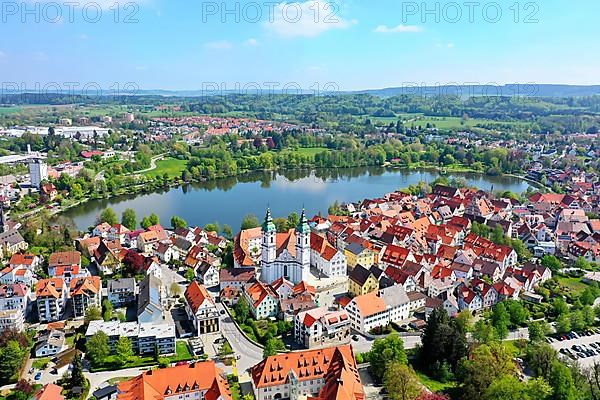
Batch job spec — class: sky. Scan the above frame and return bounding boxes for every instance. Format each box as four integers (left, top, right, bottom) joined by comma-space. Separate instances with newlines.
1, 0, 600, 91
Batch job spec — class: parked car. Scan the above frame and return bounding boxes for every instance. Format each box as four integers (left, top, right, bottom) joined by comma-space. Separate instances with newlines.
34, 372, 42, 381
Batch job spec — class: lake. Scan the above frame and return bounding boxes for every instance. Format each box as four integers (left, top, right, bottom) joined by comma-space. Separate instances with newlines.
61, 167, 530, 231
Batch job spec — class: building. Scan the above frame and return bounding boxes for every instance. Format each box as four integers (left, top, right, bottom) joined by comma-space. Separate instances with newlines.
0, 283, 30, 324
36, 278, 68, 322
184, 281, 219, 335
35, 384, 65, 400
345, 286, 411, 333
86, 320, 176, 355
310, 232, 347, 278
48, 251, 85, 285
250, 345, 364, 400
35, 329, 66, 357
107, 278, 137, 307
243, 281, 279, 319
196, 262, 220, 287
344, 243, 375, 271
348, 264, 378, 298
260, 209, 311, 285
219, 267, 255, 291
0, 309, 24, 332
0, 229, 29, 258
29, 159, 48, 189
294, 307, 351, 349
137, 274, 166, 323
69, 276, 102, 318
116, 361, 232, 400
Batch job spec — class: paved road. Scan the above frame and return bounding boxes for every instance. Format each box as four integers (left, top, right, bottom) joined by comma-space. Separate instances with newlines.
217, 302, 264, 373
86, 366, 151, 396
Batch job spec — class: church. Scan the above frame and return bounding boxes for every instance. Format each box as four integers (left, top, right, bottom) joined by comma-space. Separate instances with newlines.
259, 208, 311, 285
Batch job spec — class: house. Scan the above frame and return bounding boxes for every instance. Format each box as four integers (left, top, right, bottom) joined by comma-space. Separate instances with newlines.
0, 265, 35, 286
137, 274, 166, 323
35, 329, 66, 357
310, 232, 347, 278
345, 286, 411, 333
294, 307, 351, 348
116, 361, 232, 400
48, 251, 85, 285
69, 276, 102, 319
93, 222, 111, 238
243, 281, 279, 319
36, 278, 68, 322
219, 267, 255, 291
0, 229, 28, 258
196, 262, 219, 287
137, 230, 164, 253
250, 345, 363, 400
107, 278, 137, 307
35, 384, 65, 400
108, 224, 130, 245
9, 253, 41, 270
344, 242, 375, 271
184, 281, 219, 335
0, 283, 30, 317
155, 242, 177, 263
86, 320, 176, 356
348, 264, 378, 297
93, 240, 123, 275
41, 183, 58, 202
233, 227, 262, 268
0, 309, 24, 332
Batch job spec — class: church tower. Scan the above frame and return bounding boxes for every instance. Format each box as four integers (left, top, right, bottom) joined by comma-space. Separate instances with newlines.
261, 208, 277, 282
0, 207, 6, 234
294, 209, 311, 283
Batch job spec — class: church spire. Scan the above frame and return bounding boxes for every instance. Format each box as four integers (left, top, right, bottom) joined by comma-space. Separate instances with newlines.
296, 208, 310, 234
262, 208, 276, 232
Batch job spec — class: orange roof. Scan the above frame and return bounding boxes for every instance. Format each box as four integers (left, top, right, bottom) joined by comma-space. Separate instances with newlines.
185, 281, 215, 313
251, 345, 359, 390
245, 281, 276, 308
35, 383, 64, 400
36, 278, 65, 298
117, 361, 231, 400
9, 253, 37, 266
48, 251, 81, 268
69, 276, 101, 296
351, 291, 386, 317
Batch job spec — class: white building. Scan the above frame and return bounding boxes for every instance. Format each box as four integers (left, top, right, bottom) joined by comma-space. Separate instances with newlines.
0, 309, 24, 332
36, 278, 68, 323
29, 159, 48, 189
260, 209, 310, 284
345, 286, 411, 334
310, 232, 347, 278
294, 307, 351, 348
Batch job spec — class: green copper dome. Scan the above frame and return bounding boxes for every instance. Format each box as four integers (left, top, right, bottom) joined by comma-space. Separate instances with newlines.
262, 208, 276, 232
296, 208, 310, 234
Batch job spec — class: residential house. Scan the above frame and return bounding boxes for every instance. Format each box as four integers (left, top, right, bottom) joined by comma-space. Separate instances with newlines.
0, 229, 28, 258
184, 281, 219, 335
36, 278, 68, 322
219, 267, 255, 291
348, 264, 378, 297
69, 276, 102, 319
345, 286, 411, 333
107, 278, 137, 307
343, 243, 375, 271
243, 281, 279, 319
35, 329, 66, 357
196, 262, 219, 287
48, 251, 86, 285
294, 307, 351, 348
310, 232, 347, 278
86, 320, 176, 356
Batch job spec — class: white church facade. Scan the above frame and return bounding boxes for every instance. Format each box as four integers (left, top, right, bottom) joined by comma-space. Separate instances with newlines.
260, 209, 311, 285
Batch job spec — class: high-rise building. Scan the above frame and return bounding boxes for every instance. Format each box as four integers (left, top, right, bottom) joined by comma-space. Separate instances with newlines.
29, 159, 48, 189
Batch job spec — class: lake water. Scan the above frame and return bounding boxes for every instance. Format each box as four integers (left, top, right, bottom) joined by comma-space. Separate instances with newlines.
61, 167, 530, 231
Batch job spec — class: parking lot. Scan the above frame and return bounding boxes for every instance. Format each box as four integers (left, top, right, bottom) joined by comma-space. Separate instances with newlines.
551, 329, 600, 368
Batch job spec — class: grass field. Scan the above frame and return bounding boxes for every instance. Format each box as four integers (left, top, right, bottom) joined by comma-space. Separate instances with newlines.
369, 112, 530, 130
556, 276, 590, 296
0, 107, 21, 115
415, 371, 458, 392
143, 157, 188, 179
32, 357, 51, 370
295, 147, 329, 157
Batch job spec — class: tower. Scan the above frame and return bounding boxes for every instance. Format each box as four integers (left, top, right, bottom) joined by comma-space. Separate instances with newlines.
261, 208, 277, 266
0, 207, 6, 234
29, 159, 48, 189
294, 209, 311, 283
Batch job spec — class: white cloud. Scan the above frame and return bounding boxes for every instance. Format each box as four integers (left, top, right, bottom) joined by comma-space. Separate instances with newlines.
374, 24, 423, 33
204, 40, 233, 50
447, 42, 455, 48
265, 1, 356, 38
245, 38, 259, 46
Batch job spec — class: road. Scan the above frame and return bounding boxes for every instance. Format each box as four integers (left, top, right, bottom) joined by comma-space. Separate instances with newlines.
86, 366, 152, 396
217, 302, 264, 373
132, 154, 166, 175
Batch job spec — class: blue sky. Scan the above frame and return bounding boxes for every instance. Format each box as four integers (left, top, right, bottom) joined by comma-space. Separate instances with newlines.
2, 0, 599, 91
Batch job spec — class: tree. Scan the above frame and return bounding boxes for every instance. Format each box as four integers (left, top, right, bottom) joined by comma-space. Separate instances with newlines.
384, 362, 421, 400
98, 207, 118, 226
102, 299, 113, 322
458, 343, 516, 400
116, 337, 134, 366
205, 222, 221, 233
526, 343, 557, 379
505, 300, 528, 327
491, 302, 510, 339
553, 298, 569, 316
241, 214, 260, 230
171, 215, 188, 229
141, 213, 160, 229
86, 331, 110, 366
483, 375, 552, 400
541, 255, 562, 271
455, 310, 475, 332
71, 353, 86, 388
121, 208, 137, 230
185, 268, 196, 282
556, 313, 572, 334
222, 224, 233, 239
233, 297, 250, 324
263, 339, 278, 358
528, 321, 552, 343
170, 282, 182, 297
85, 305, 102, 322
570, 310, 586, 332
369, 334, 408, 381
286, 212, 299, 229
548, 361, 579, 400
0, 340, 26, 382
473, 320, 497, 344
